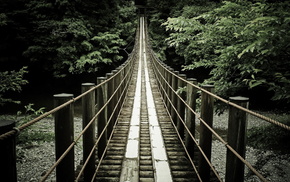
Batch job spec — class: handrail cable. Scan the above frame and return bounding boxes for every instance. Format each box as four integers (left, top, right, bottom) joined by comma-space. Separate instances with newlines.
75, 53, 135, 181
150, 53, 222, 182
39, 53, 135, 182
90, 72, 133, 181
163, 61, 290, 131
150, 51, 269, 182
0, 51, 135, 141
150, 59, 203, 182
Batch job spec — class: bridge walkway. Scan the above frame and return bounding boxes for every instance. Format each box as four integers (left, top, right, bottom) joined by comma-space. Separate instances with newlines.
94, 16, 201, 182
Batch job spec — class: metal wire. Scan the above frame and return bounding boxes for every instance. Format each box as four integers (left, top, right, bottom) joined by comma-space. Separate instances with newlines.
0, 49, 136, 141
75, 54, 135, 181
150, 53, 222, 181
39, 51, 136, 182
150, 50, 269, 182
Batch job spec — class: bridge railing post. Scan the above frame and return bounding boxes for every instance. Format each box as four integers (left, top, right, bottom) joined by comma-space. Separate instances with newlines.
177, 74, 187, 139
171, 71, 179, 125
81, 83, 96, 182
185, 78, 197, 159
198, 85, 214, 182
0, 120, 17, 182
112, 70, 118, 126
97, 77, 108, 159
53, 93, 75, 182
167, 68, 174, 111
225, 96, 249, 182
165, 67, 171, 110
106, 73, 114, 138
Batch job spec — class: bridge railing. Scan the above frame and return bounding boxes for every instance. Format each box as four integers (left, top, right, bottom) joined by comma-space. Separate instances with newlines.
148, 44, 290, 182
0, 37, 138, 182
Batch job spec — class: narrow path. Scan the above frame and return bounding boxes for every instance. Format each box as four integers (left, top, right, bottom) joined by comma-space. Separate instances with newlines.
94, 16, 198, 182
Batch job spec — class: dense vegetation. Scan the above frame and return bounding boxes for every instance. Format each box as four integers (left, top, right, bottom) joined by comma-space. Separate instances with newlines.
147, 0, 290, 110
0, 0, 137, 108
1, 0, 290, 112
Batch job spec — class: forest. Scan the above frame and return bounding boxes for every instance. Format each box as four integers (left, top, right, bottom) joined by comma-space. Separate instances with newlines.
1, 0, 290, 113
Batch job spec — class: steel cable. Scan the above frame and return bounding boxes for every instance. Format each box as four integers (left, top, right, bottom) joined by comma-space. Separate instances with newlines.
75, 54, 135, 181
150, 53, 222, 181
0, 49, 136, 141
40, 52, 136, 182
150, 50, 269, 182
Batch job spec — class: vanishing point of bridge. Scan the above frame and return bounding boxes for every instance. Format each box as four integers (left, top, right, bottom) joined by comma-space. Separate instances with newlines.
1, 15, 289, 182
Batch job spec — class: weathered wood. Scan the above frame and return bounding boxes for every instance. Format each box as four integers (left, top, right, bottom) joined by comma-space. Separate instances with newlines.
106, 73, 114, 138
54, 93, 74, 182
198, 85, 214, 182
81, 83, 96, 182
0, 120, 17, 182
176, 74, 186, 139
170, 71, 179, 125
225, 96, 249, 182
185, 78, 197, 159
165, 67, 172, 110
97, 77, 107, 159
112, 70, 118, 126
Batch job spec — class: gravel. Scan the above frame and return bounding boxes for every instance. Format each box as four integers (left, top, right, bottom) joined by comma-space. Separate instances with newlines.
14, 110, 290, 182
16, 117, 84, 182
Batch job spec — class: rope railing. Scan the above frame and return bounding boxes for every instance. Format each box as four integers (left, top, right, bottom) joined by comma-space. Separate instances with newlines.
0, 42, 137, 182
75, 54, 135, 181
148, 45, 277, 181
42, 53, 135, 181
149, 52, 223, 182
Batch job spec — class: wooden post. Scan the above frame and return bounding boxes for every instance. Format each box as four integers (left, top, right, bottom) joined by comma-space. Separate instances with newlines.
112, 70, 118, 125
163, 66, 168, 102
171, 71, 179, 125
54, 93, 74, 182
81, 83, 96, 182
165, 67, 171, 110
185, 78, 197, 159
225, 96, 249, 182
115, 68, 121, 118
97, 77, 107, 159
177, 74, 186, 139
0, 120, 17, 182
198, 85, 214, 182
106, 73, 114, 138
166, 68, 174, 112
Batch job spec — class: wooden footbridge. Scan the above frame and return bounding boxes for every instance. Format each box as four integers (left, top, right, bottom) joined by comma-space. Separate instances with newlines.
1, 15, 290, 182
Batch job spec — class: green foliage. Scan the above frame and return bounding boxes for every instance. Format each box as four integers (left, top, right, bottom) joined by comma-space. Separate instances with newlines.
163, 1, 290, 102
0, 67, 28, 106
15, 104, 52, 144
20, 0, 136, 77
0, 13, 7, 26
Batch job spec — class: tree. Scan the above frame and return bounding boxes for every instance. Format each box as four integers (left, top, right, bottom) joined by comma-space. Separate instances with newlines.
163, 1, 290, 103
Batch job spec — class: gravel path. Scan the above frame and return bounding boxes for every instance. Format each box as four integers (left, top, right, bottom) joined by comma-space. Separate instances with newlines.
14, 110, 290, 182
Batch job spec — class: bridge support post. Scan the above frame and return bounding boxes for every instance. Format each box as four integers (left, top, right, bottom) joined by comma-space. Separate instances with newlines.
171, 71, 179, 125
106, 73, 114, 138
225, 96, 249, 182
198, 85, 214, 182
97, 77, 107, 159
185, 78, 197, 159
116, 67, 123, 115
112, 70, 118, 126
0, 120, 17, 182
177, 74, 186, 139
82, 83, 96, 182
165, 67, 172, 110
54, 93, 74, 182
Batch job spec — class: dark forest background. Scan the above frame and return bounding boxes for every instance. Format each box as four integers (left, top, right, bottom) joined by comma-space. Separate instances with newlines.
1, 0, 290, 113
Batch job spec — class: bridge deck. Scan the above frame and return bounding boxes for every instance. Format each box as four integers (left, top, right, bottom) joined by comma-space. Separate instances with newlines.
93, 17, 199, 182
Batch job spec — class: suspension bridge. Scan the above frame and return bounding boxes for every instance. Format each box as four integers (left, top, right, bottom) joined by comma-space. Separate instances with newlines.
1, 15, 290, 182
